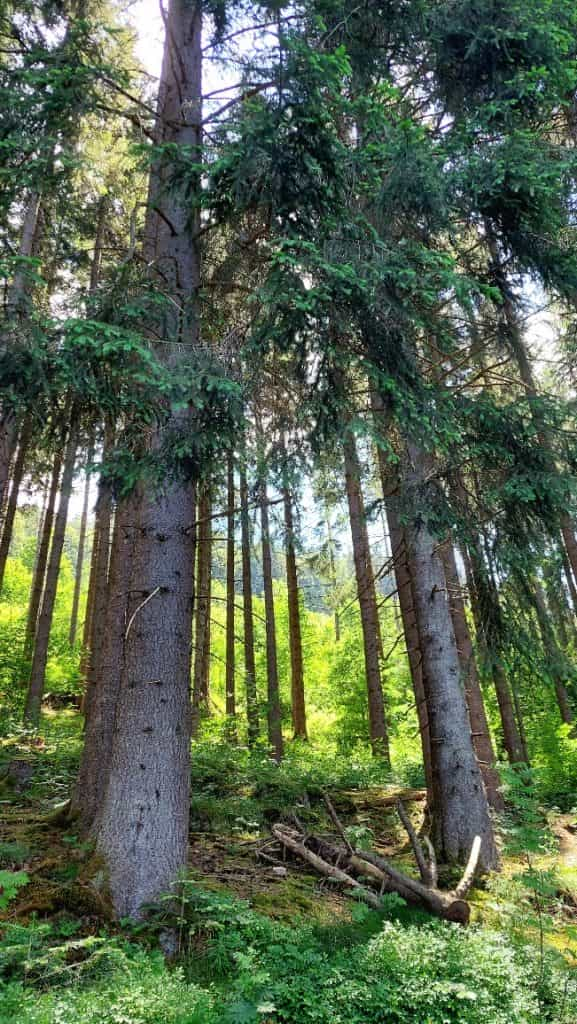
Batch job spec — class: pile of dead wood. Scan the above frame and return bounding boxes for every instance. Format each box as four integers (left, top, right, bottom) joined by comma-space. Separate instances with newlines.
269, 796, 481, 925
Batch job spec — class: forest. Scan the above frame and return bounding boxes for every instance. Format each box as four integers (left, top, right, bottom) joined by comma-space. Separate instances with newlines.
1, 0, 577, 1021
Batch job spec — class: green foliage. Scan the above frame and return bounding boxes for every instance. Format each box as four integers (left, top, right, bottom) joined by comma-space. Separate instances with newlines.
0, 871, 29, 911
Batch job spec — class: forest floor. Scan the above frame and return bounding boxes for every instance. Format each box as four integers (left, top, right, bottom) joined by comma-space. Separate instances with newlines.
1, 710, 577, 1023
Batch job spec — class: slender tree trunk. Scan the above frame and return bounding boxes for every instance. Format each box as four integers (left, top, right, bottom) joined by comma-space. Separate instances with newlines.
260, 475, 283, 761
532, 581, 574, 725
23, 452, 62, 661
283, 484, 307, 740
68, 439, 94, 646
240, 460, 259, 745
0, 417, 32, 593
225, 455, 237, 737
79, 434, 114, 685
0, 414, 18, 515
561, 548, 577, 612
94, 0, 202, 918
192, 484, 211, 735
343, 432, 390, 763
24, 427, 77, 725
71, 492, 139, 827
440, 541, 503, 809
463, 540, 528, 764
403, 441, 497, 870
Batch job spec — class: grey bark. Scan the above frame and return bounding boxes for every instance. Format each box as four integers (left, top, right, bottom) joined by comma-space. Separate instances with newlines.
343, 431, 390, 762
68, 439, 94, 646
225, 455, 237, 736
403, 441, 497, 870
0, 417, 32, 594
23, 452, 62, 662
94, 0, 202, 918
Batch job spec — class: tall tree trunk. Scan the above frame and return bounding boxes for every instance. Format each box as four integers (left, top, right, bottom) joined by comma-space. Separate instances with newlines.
343, 431, 390, 763
240, 460, 259, 745
68, 439, 94, 646
225, 455, 237, 737
24, 427, 77, 725
532, 580, 574, 725
439, 541, 502, 809
260, 475, 284, 761
192, 484, 212, 735
23, 452, 62, 662
370, 389, 432, 794
71, 491, 139, 827
403, 441, 497, 870
283, 484, 307, 740
79, 433, 114, 685
0, 417, 32, 594
463, 540, 528, 764
94, 0, 202, 918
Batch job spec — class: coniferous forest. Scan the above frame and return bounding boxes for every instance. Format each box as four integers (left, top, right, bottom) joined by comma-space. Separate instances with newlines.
3, 1, 577, 1020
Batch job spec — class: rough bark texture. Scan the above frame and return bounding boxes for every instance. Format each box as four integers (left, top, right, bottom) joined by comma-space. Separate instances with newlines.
225, 455, 236, 734
403, 441, 497, 870
440, 541, 503, 810
532, 581, 574, 725
240, 461, 259, 745
283, 485, 307, 740
23, 452, 62, 661
464, 540, 527, 764
95, 0, 202, 918
72, 492, 138, 827
68, 440, 94, 647
79, 431, 114, 686
24, 428, 77, 725
192, 484, 212, 735
260, 476, 284, 761
0, 417, 32, 593
343, 432, 390, 762
0, 413, 18, 513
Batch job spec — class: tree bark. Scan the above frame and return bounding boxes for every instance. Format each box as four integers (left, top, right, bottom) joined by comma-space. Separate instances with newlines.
225, 455, 237, 736
71, 491, 138, 827
68, 439, 94, 646
240, 459, 259, 745
23, 452, 62, 662
532, 580, 574, 725
283, 484, 307, 740
403, 441, 497, 870
0, 417, 32, 594
260, 475, 283, 761
79, 433, 114, 686
94, 0, 202, 918
343, 431, 390, 762
439, 541, 503, 809
24, 427, 77, 725
192, 483, 212, 736
464, 539, 528, 764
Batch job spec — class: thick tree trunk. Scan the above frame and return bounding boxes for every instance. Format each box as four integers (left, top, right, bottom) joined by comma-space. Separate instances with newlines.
260, 476, 284, 761
0, 417, 32, 593
283, 485, 307, 740
240, 460, 259, 745
343, 432, 390, 762
464, 540, 527, 764
439, 542, 502, 809
403, 441, 497, 870
94, 0, 202, 918
370, 388, 432, 793
68, 439, 94, 646
24, 428, 77, 725
23, 452, 62, 661
71, 492, 138, 827
388, 508, 434, 796
192, 484, 212, 735
225, 455, 237, 736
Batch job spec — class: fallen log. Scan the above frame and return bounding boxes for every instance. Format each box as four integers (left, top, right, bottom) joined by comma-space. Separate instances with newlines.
271, 826, 382, 910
